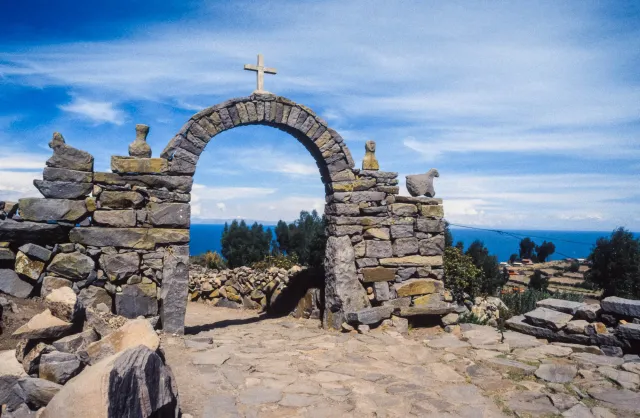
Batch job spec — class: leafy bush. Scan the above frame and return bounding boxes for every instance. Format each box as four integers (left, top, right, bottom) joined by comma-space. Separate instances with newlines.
458, 312, 490, 325
190, 250, 227, 270
500, 289, 584, 317
252, 253, 300, 271
444, 246, 482, 301
585, 227, 640, 299
567, 261, 580, 273
529, 270, 549, 291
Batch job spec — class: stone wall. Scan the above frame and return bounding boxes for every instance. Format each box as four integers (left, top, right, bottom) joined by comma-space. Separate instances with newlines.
0, 94, 447, 334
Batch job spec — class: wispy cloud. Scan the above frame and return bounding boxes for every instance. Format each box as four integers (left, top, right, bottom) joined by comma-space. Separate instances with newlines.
59, 98, 125, 125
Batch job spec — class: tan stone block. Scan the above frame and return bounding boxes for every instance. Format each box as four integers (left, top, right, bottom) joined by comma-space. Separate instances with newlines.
421, 205, 444, 218
413, 293, 443, 306
85, 197, 97, 212
15, 251, 45, 281
391, 203, 418, 216
394, 279, 443, 297
363, 227, 390, 240
110, 157, 168, 174
380, 255, 443, 267
362, 266, 396, 282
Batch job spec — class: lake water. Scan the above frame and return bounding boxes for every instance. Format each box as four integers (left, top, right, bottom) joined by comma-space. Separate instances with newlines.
190, 224, 636, 262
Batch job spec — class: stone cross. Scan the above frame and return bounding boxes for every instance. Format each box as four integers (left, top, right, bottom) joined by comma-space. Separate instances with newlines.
244, 54, 277, 94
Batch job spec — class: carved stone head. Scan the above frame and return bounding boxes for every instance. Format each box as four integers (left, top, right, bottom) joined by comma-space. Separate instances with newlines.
365, 140, 376, 153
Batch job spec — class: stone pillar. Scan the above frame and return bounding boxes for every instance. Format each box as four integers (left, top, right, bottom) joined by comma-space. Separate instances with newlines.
160, 245, 189, 334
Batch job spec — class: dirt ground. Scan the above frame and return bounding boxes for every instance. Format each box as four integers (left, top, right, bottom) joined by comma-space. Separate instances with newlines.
0, 295, 45, 351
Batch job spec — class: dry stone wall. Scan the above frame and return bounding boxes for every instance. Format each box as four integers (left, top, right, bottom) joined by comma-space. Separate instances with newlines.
0, 94, 447, 334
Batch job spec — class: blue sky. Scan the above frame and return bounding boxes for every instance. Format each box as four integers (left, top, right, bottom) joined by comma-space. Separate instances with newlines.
0, 1, 639, 230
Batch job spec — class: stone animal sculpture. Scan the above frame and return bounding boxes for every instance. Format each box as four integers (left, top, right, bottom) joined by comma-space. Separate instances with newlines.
406, 169, 439, 197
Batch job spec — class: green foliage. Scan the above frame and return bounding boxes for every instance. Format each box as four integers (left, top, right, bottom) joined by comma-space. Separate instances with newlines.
458, 312, 490, 325
568, 260, 581, 273
221, 220, 273, 268
500, 289, 584, 317
444, 220, 454, 247
465, 240, 508, 296
274, 210, 326, 268
585, 227, 640, 299
529, 269, 549, 291
519, 238, 536, 260
190, 250, 227, 270
535, 241, 556, 262
444, 246, 482, 301
509, 254, 518, 264
252, 253, 300, 270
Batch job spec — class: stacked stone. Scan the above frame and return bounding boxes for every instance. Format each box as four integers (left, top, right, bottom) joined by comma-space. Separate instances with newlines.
507, 297, 640, 354
188, 265, 305, 310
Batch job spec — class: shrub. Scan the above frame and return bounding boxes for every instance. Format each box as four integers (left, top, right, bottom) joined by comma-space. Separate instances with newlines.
190, 250, 227, 270
458, 312, 490, 325
252, 253, 300, 271
567, 261, 580, 273
500, 289, 584, 317
529, 270, 549, 291
444, 246, 482, 301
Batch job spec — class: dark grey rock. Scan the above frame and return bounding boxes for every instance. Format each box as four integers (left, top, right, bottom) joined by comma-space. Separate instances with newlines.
600, 345, 624, 357
18, 244, 52, 263
18, 198, 87, 223
33, 180, 92, 199
415, 219, 444, 233
524, 307, 573, 331
373, 282, 390, 302
406, 169, 439, 197
147, 203, 190, 228
324, 236, 370, 329
419, 235, 445, 256
93, 210, 137, 227
100, 252, 140, 282
0, 375, 23, 410
389, 224, 413, 239
52, 328, 99, 354
575, 303, 601, 321
506, 315, 591, 344
43, 167, 92, 183
393, 238, 418, 256
47, 252, 95, 281
0, 247, 15, 261
115, 284, 158, 318
215, 298, 242, 309
46, 132, 94, 172
0, 270, 34, 298
365, 240, 392, 258
16, 377, 61, 409
345, 306, 394, 325
536, 298, 585, 315
77, 286, 112, 310
332, 191, 385, 204
160, 245, 189, 335
38, 352, 83, 385
601, 296, 640, 318
0, 220, 68, 244
618, 323, 640, 341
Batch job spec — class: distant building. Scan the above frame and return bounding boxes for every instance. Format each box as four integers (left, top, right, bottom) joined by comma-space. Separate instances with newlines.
521, 259, 534, 265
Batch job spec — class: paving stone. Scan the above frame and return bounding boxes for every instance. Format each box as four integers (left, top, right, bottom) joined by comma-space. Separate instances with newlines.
571, 353, 624, 367
524, 307, 573, 331
506, 391, 559, 417
535, 363, 577, 383
536, 298, 585, 314
597, 366, 639, 390
238, 386, 282, 405
587, 387, 640, 413
562, 403, 595, 418
485, 358, 537, 375
191, 348, 231, 366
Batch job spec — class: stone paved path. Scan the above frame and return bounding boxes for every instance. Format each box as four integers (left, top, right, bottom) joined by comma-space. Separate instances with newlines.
163, 303, 638, 418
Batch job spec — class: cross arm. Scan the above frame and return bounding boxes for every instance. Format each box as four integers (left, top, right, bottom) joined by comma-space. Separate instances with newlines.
244, 64, 259, 71
263, 67, 277, 74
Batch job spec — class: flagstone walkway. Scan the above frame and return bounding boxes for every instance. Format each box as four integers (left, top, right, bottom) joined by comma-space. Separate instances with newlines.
163, 303, 637, 418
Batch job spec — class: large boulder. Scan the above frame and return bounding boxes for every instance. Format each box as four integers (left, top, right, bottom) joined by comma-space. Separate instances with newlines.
40, 346, 179, 418
323, 236, 370, 329
82, 319, 160, 364
0, 269, 34, 298
12, 309, 74, 340
47, 252, 95, 281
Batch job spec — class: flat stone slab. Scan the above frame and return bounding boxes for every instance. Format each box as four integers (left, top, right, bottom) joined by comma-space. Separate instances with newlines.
524, 307, 573, 331
600, 296, 640, 318
536, 298, 585, 314
345, 306, 394, 325
191, 348, 231, 366
399, 303, 455, 317
506, 315, 590, 345
571, 353, 624, 367
588, 387, 640, 413
535, 363, 577, 383
484, 358, 537, 375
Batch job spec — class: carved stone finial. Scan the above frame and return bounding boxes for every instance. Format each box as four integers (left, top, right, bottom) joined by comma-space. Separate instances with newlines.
406, 169, 439, 197
129, 124, 152, 158
362, 140, 379, 170
49, 132, 66, 150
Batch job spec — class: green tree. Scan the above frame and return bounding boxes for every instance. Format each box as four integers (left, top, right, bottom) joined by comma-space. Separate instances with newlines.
274, 210, 326, 268
519, 238, 536, 260
444, 246, 482, 301
465, 240, 507, 295
444, 220, 454, 247
585, 227, 640, 299
221, 220, 272, 268
509, 254, 518, 264
529, 270, 549, 291
536, 241, 556, 262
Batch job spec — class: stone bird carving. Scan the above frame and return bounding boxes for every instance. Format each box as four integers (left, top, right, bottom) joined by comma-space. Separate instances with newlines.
406, 169, 439, 197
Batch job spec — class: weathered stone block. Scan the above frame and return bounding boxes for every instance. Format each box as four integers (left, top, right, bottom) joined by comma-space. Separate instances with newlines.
365, 240, 392, 258
601, 297, 640, 318
399, 304, 455, 317
618, 323, 640, 341
0, 247, 15, 261
356, 257, 378, 268
380, 255, 443, 267
393, 237, 419, 256
110, 157, 168, 174
345, 306, 394, 325
394, 279, 443, 297
116, 284, 158, 318
362, 266, 395, 282
147, 202, 190, 228
160, 244, 189, 335
15, 251, 45, 281
43, 167, 93, 183
100, 252, 140, 282
326, 203, 360, 216
93, 210, 137, 227
373, 282, 390, 302
12, 309, 73, 340
78, 286, 113, 310
421, 205, 444, 218
0, 269, 33, 298
69, 228, 189, 250
328, 224, 363, 236
18, 244, 52, 262
98, 191, 144, 209
41, 276, 72, 298
19, 198, 87, 222
576, 304, 601, 321
93, 172, 193, 193
34, 180, 93, 199
536, 298, 586, 315
363, 227, 390, 240
419, 235, 445, 256
524, 307, 573, 331
332, 191, 386, 204
415, 219, 444, 233
390, 203, 417, 216
47, 252, 95, 281
39, 351, 83, 385
390, 224, 414, 238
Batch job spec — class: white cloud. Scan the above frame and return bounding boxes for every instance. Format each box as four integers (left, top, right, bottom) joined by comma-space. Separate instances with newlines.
191, 184, 277, 201
0, 153, 48, 170
216, 202, 226, 211
59, 98, 125, 125
0, 170, 42, 201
